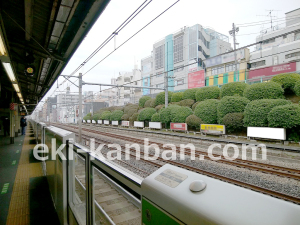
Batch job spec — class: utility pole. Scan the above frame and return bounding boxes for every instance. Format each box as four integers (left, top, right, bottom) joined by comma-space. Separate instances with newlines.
165, 71, 168, 108
165, 44, 169, 108
78, 73, 82, 143
229, 23, 239, 81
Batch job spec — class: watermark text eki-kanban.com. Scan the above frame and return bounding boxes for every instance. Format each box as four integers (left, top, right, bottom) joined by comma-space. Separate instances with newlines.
33, 138, 267, 161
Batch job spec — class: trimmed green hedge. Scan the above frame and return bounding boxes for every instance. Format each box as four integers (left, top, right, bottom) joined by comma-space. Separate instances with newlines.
223, 113, 245, 133
150, 98, 156, 108
195, 86, 220, 102
83, 113, 92, 120
194, 99, 219, 124
155, 91, 173, 106
171, 92, 184, 102
220, 82, 249, 98
271, 73, 300, 93
244, 99, 292, 127
192, 102, 201, 111
268, 104, 300, 128
92, 113, 101, 121
155, 104, 165, 112
139, 96, 151, 107
151, 113, 160, 122
129, 113, 139, 123
159, 105, 181, 124
121, 114, 130, 121
144, 99, 153, 108
124, 104, 139, 114
110, 110, 123, 121
100, 111, 111, 120
186, 115, 203, 130
218, 96, 250, 123
243, 82, 284, 101
127, 109, 138, 117
183, 88, 198, 100
178, 99, 195, 107
294, 80, 300, 96
138, 108, 156, 121
171, 107, 193, 123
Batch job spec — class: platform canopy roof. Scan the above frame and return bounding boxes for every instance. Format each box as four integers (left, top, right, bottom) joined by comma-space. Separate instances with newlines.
0, 0, 110, 114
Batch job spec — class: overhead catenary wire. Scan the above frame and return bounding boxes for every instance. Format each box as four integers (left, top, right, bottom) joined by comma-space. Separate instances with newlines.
48, 0, 181, 99
236, 14, 300, 26
69, 0, 153, 77
34, 0, 181, 111
51, 0, 154, 96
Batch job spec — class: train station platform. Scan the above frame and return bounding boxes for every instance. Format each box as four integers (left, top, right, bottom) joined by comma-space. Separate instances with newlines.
0, 124, 59, 225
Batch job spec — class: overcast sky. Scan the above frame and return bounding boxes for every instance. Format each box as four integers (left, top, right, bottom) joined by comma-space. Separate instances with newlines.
37, 0, 299, 110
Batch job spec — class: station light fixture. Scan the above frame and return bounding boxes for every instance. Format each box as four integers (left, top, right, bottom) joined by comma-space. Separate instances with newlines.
13, 83, 20, 93
0, 34, 7, 56
2, 62, 16, 82
17, 92, 22, 99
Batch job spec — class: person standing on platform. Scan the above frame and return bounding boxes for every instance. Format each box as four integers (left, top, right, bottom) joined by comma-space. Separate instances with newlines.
3, 117, 10, 137
20, 116, 27, 135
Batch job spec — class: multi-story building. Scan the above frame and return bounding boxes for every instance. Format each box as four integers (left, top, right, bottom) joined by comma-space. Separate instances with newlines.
204, 48, 251, 86
42, 102, 47, 121
46, 96, 57, 122
249, 8, 300, 80
141, 24, 231, 95
114, 65, 142, 106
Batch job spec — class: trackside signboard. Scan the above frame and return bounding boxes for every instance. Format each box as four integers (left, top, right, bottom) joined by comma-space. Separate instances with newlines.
122, 121, 130, 127
170, 123, 187, 131
201, 124, 225, 134
112, 121, 119, 126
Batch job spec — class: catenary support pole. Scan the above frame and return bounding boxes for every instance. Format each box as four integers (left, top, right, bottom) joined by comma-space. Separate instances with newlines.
78, 73, 82, 143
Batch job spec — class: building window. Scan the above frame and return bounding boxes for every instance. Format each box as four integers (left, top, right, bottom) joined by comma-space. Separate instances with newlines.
250, 60, 266, 68
155, 45, 164, 70
212, 66, 225, 75
189, 43, 197, 59
286, 51, 300, 59
174, 35, 184, 63
295, 32, 300, 41
225, 63, 240, 72
273, 56, 278, 65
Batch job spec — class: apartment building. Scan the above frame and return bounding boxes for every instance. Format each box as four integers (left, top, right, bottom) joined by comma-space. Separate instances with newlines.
249, 8, 300, 80
141, 24, 231, 95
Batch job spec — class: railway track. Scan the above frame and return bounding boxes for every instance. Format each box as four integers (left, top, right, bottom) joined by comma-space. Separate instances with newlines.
59, 123, 300, 181
53, 123, 300, 204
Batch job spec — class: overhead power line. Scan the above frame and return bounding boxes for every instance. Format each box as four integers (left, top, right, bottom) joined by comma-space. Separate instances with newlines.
48, 0, 154, 100
236, 14, 300, 26
51, 0, 181, 97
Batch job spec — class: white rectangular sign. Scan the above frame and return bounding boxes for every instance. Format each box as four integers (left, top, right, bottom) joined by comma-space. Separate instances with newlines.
247, 127, 286, 140
122, 121, 130, 127
112, 121, 119, 126
87, 120, 91, 123
97, 120, 102, 124
149, 122, 162, 129
134, 121, 144, 128
104, 120, 110, 125
92, 120, 96, 124
82, 120, 86, 123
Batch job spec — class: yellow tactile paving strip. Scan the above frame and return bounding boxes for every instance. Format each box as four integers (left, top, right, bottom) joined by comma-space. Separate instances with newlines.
6, 129, 43, 225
